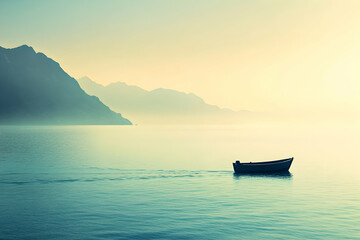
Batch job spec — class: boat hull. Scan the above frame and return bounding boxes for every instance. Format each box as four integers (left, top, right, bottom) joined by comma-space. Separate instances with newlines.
233, 157, 293, 174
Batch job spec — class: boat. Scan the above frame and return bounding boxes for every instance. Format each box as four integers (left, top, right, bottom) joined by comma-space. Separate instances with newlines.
233, 157, 294, 174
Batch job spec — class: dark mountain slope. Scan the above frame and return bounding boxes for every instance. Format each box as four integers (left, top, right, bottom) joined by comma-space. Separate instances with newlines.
0, 45, 131, 125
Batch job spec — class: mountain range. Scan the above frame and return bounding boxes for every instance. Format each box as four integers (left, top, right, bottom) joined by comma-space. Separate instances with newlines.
0, 45, 131, 125
78, 77, 252, 124
0, 44, 251, 125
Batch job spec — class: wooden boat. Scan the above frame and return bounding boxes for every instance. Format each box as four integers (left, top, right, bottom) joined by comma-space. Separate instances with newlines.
233, 157, 293, 174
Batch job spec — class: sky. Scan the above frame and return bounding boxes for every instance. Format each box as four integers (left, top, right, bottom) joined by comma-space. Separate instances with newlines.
1, 0, 359, 121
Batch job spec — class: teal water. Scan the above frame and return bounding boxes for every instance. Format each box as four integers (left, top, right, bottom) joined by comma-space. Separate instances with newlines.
0, 125, 359, 239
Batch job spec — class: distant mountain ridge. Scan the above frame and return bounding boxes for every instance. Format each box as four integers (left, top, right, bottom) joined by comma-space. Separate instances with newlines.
0, 45, 131, 125
78, 77, 251, 124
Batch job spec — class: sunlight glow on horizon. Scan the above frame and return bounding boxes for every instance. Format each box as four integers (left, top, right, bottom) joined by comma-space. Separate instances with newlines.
0, 0, 359, 120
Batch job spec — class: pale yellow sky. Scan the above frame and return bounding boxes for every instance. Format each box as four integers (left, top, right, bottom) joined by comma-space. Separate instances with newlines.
1, 0, 359, 118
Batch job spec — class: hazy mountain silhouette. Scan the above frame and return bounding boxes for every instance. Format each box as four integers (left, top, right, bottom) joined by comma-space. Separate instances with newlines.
78, 77, 252, 124
0, 45, 131, 125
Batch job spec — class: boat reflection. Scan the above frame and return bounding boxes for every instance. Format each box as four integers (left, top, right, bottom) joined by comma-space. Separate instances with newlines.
233, 171, 292, 179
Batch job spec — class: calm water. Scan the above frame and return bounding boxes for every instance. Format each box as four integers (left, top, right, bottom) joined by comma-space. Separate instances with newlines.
0, 125, 359, 239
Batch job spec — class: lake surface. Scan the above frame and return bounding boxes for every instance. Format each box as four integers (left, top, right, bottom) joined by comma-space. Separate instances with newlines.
0, 125, 359, 239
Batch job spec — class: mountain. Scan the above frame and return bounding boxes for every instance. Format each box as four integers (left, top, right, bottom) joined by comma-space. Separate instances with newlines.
0, 45, 131, 125
78, 77, 252, 124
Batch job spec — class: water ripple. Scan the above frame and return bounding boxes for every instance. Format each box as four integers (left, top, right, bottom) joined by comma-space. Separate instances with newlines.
0, 169, 214, 185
